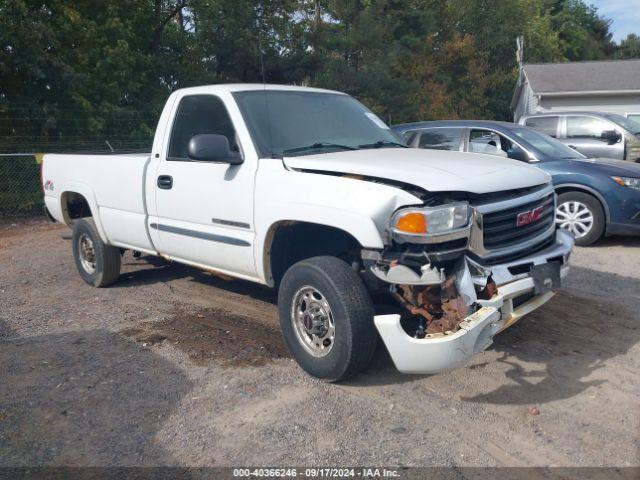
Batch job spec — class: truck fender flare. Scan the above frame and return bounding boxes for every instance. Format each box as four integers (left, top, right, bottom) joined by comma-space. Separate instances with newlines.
257, 212, 385, 286
59, 181, 110, 244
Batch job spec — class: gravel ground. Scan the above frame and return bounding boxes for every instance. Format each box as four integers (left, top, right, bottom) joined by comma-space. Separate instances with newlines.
0, 220, 638, 467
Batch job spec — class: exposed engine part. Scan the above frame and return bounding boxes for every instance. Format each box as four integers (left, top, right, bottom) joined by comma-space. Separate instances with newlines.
369, 249, 495, 336
393, 277, 470, 336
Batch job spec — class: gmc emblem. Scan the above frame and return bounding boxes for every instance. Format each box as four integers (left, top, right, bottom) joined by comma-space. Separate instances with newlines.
516, 206, 544, 227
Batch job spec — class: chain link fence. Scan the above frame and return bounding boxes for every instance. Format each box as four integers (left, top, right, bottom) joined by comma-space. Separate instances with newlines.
1, 105, 157, 219
0, 154, 44, 218
0, 134, 153, 219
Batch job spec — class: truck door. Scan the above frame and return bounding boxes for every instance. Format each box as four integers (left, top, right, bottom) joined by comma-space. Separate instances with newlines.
151, 93, 258, 280
562, 115, 624, 159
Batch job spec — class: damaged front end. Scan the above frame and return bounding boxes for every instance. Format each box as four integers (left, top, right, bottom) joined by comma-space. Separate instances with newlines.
366, 184, 574, 374
370, 253, 496, 338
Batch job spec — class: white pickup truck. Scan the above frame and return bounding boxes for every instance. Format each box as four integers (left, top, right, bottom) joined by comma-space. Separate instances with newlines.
43, 84, 573, 381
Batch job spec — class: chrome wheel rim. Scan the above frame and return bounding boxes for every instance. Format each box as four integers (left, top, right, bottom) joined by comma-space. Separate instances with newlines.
78, 233, 96, 274
555, 201, 594, 239
291, 286, 335, 358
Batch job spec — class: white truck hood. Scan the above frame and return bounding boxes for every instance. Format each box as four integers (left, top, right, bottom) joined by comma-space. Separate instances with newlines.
283, 148, 550, 194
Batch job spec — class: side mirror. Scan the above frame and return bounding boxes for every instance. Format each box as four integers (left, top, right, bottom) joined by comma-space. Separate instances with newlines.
188, 134, 243, 165
601, 130, 621, 144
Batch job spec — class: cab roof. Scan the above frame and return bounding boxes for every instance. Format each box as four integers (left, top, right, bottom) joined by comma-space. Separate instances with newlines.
173, 83, 345, 95
392, 120, 519, 134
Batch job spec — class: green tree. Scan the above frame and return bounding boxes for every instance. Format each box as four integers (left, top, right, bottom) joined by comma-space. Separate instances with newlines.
0, 0, 193, 151
302, 1, 435, 122
0, 0, 631, 153
546, 0, 615, 60
190, 0, 307, 84
615, 33, 640, 59
425, 0, 617, 119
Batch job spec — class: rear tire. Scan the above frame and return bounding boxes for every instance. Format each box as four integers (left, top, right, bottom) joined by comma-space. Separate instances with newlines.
278, 256, 377, 382
72, 218, 121, 287
556, 191, 605, 246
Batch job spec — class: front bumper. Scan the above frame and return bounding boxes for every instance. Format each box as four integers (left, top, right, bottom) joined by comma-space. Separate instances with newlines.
374, 229, 573, 374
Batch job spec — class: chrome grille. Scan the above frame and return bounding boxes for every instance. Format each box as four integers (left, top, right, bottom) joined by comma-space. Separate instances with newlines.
482, 193, 555, 250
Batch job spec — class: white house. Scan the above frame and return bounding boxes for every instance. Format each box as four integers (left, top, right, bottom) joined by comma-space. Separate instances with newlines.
511, 59, 640, 122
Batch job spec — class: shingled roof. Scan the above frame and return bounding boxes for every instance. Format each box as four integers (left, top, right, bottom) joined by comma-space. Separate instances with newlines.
522, 59, 640, 94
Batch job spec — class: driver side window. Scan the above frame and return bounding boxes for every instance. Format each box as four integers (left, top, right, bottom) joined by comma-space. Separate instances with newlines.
468, 129, 528, 162
566, 116, 615, 140
469, 130, 510, 157
168, 95, 238, 161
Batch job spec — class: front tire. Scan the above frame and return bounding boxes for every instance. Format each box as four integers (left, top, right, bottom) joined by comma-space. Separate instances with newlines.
72, 218, 121, 287
556, 191, 605, 246
278, 256, 377, 382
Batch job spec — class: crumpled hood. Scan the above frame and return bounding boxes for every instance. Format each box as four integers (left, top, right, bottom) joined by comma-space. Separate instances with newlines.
283, 148, 550, 194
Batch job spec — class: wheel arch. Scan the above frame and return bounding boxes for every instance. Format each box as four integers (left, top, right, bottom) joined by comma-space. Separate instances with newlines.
262, 220, 367, 288
554, 183, 610, 225
59, 183, 109, 243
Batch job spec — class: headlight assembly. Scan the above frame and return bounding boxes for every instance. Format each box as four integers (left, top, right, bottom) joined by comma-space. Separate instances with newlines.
391, 202, 471, 242
612, 176, 640, 191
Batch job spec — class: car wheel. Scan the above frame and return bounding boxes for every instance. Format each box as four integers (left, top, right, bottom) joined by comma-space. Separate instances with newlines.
278, 256, 377, 382
555, 192, 605, 246
72, 218, 122, 287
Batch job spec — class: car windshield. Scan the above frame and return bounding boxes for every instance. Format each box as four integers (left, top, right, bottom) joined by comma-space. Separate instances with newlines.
511, 126, 585, 159
233, 90, 405, 157
603, 113, 640, 134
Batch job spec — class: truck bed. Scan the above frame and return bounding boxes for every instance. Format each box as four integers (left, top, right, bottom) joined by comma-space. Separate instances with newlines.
42, 152, 155, 252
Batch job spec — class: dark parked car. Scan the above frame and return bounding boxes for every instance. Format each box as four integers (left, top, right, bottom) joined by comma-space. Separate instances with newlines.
393, 120, 640, 246
518, 112, 640, 162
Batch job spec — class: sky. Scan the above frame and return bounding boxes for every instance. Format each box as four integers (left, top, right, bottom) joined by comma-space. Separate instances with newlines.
591, 0, 640, 42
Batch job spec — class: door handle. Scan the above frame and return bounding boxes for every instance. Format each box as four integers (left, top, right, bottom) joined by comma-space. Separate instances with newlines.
157, 175, 173, 189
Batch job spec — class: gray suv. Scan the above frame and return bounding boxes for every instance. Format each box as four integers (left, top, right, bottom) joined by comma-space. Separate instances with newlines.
519, 112, 640, 162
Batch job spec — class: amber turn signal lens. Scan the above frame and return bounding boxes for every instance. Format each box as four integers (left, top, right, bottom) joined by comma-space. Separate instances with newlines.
612, 176, 626, 186
395, 212, 427, 234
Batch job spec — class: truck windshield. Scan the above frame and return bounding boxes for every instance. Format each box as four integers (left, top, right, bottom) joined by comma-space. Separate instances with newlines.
511, 126, 585, 160
233, 90, 404, 157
